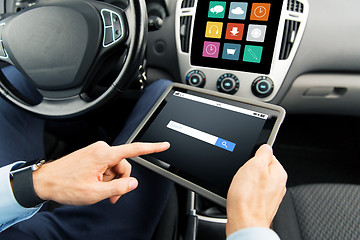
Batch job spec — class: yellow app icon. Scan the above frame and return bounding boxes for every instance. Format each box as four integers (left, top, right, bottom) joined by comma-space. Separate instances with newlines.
205, 21, 223, 39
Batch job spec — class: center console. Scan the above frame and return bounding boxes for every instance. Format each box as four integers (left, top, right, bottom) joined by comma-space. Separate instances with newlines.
176, 0, 309, 101
174, 0, 309, 239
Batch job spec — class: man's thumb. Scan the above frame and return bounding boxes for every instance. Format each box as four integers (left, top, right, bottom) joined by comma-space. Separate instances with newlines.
101, 177, 138, 199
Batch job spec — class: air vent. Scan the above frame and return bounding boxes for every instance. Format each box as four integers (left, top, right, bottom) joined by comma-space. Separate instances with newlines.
180, 16, 192, 53
287, 0, 304, 13
279, 20, 300, 60
181, 0, 195, 8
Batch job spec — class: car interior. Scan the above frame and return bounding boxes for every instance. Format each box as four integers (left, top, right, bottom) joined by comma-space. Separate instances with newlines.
0, 0, 359, 239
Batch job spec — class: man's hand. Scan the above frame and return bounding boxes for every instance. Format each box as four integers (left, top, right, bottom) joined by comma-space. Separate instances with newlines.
32, 141, 170, 206
226, 144, 287, 236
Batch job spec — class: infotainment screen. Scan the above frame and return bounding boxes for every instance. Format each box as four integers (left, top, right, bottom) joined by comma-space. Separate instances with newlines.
127, 84, 285, 206
190, 0, 284, 74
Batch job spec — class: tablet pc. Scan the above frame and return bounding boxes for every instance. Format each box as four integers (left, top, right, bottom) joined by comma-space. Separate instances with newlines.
126, 83, 285, 207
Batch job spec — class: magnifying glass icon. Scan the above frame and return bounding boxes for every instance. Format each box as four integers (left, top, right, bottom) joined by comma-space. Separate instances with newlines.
222, 141, 228, 148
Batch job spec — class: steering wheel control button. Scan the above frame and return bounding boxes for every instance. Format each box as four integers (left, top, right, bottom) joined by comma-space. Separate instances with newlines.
252, 77, 274, 98
0, 24, 6, 58
0, 23, 5, 38
186, 70, 206, 88
104, 28, 113, 45
102, 11, 112, 26
101, 9, 125, 47
0, 39, 7, 58
112, 13, 122, 40
0, 43, 6, 58
217, 74, 239, 94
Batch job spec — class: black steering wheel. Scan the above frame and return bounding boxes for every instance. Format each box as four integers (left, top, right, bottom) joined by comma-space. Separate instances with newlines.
0, 0, 147, 118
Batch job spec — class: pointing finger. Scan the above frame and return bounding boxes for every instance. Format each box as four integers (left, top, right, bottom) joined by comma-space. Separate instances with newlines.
107, 142, 170, 166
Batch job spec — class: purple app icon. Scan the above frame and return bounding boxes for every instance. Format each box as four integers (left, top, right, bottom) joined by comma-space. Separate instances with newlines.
202, 41, 220, 58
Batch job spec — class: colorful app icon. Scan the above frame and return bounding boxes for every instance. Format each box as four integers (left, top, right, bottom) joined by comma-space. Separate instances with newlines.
202, 41, 220, 58
225, 23, 244, 41
250, 3, 271, 21
228, 2, 248, 20
246, 24, 267, 42
243, 45, 263, 63
222, 43, 241, 61
208, 1, 227, 19
205, 21, 223, 39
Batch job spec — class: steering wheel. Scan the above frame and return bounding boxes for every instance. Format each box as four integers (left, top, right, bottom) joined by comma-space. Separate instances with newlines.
0, 0, 147, 118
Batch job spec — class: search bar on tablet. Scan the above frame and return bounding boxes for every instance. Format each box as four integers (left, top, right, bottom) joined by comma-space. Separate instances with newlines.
166, 120, 236, 152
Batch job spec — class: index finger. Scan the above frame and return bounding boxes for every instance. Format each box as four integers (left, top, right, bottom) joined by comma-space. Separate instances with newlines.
107, 142, 170, 165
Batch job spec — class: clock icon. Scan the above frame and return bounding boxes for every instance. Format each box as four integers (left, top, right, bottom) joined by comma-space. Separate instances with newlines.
250, 3, 270, 21
254, 6, 266, 18
206, 44, 217, 55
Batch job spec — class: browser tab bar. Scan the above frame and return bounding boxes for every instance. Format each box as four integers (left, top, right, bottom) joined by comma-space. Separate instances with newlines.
173, 91, 268, 120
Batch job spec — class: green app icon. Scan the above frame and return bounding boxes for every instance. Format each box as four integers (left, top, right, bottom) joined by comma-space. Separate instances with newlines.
243, 45, 263, 63
208, 1, 226, 19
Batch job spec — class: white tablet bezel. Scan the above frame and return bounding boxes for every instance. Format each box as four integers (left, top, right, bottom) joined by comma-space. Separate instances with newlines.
126, 83, 285, 207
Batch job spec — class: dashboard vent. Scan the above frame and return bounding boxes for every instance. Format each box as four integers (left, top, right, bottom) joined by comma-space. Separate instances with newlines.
287, 0, 304, 13
181, 0, 195, 8
279, 20, 300, 60
180, 16, 192, 53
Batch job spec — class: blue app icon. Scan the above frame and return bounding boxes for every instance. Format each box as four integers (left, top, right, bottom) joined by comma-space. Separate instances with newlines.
228, 2, 248, 20
222, 43, 241, 61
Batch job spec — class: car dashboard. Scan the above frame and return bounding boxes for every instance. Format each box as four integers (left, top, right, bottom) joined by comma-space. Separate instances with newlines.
146, 0, 360, 116
176, 0, 308, 102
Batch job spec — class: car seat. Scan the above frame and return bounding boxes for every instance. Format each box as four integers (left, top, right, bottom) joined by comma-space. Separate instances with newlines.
273, 184, 360, 240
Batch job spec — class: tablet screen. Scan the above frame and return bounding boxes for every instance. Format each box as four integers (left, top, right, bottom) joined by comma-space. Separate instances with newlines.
132, 86, 283, 200
190, 0, 284, 74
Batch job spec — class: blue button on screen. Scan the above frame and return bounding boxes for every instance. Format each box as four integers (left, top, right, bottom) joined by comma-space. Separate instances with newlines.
215, 138, 236, 152
222, 43, 241, 61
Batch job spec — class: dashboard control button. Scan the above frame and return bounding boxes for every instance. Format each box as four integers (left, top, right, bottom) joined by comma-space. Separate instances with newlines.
222, 78, 234, 91
252, 76, 274, 98
217, 74, 239, 94
186, 70, 206, 88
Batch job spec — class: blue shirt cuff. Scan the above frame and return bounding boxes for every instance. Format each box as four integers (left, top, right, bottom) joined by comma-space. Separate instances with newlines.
0, 162, 42, 232
227, 227, 280, 240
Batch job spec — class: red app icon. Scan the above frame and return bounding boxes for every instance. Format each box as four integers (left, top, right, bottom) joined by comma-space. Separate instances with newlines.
225, 23, 244, 41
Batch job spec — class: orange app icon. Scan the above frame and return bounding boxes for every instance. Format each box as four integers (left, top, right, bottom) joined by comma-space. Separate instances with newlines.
225, 23, 244, 41
250, 3, 271, 21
